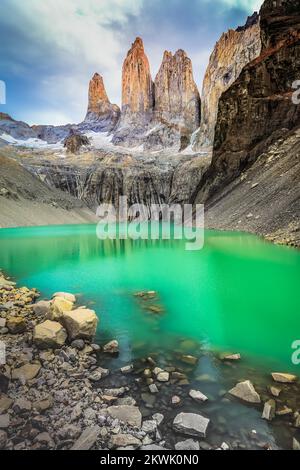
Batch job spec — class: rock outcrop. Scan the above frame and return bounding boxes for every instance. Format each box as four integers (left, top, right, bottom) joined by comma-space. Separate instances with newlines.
112, 38, 154, 146
83, 73, 120, 132
63, 130, 90, 154
146, 50, 200, 150
193, 12, 261, 150
194, 0, 300, 246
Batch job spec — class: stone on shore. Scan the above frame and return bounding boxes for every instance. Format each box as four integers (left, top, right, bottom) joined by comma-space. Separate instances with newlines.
7, 316, 26, 334
53, 292, 76, 303
71, 426, 100, 450
106, 405, 142, 428
33, 300, 51, 316
228, 380, 261, 403
110, 434, 141, 449
270, 386, 281, 397
157, 371, 169, 382
262, 400, 276, 421
173, 412, 210, 438
271, 373, 297, 384
293, 438, 300, 451
0, 395, 13, 414
175, 439, 200, 451
103, 340, 119, 354
63, 308, 98, 340
48, 296, 74, 321
33, 320, 67, 349
12, 363, 41, 383
189, 389, 208, 403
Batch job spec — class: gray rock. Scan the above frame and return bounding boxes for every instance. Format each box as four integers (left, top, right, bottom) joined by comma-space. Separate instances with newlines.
149, 384, 159, 394
0, 414, 10, 429
228, 380, 261, 404
71, 339, 85, 351
157, 371, 169, 382
0, 430, 7, 448
106, 406, 142, 428
189, 389, 208, 403
142, 420, 157, 433
120, 364, 133, 374
103, 340, 119, 354
153, 413, 164, 426
173, 412, 210, 438
110, 434, 141, 449
262, 400, 276, 421
33, 300, 51, 316
13, 398, 32, 414
140, 444, 167, 450
175, 439, 200, 451
71, 426, 100, 450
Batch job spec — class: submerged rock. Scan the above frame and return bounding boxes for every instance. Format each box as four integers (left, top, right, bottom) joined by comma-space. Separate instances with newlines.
228, 380, 261, 404
103, 340, 119, 354
173, 412, 210, 438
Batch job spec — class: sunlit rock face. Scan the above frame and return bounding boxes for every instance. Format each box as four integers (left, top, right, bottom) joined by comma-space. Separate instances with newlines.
112, 38, 154, 146
83, 73, 120, 132
193, 12, 261, 151
194, 0, 300, 240
154, 50, 200, 135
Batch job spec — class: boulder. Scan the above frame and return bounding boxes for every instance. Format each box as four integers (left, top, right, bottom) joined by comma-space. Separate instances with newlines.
110, 434, 141, 449
106, 405, 142, 428
262, 400, 276, 421
103, 340, 119, 354
48, 296, 74, 321
12, 363, 41, 383
228, 380, 261, 404
173, 412, 210, 438
272, 373, 297, 384
63, 308, 98, 340
189, 389, 208, 403
33, 300, 51, 316
175, 439, 200, 451
7, 316, 26, 334
33, 320, 67, 349
71, 426, 100, 450
53, 292, 76, 303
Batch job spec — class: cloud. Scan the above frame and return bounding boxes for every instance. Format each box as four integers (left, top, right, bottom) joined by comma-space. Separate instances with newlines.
0, 0, 264, 125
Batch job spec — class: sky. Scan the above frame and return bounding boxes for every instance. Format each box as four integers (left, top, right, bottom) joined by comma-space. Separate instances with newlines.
0, 0, 264, 126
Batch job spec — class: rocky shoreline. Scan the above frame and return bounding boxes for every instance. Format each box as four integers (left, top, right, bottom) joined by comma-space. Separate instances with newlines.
1, 271, 300, 451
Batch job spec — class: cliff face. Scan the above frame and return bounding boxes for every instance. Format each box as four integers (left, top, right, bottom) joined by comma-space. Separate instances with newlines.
112, 38, 154, 146
194, 0, 300, 245
193, 13, 261, 150
83, 73, 120, 131
154, 50, 200, 134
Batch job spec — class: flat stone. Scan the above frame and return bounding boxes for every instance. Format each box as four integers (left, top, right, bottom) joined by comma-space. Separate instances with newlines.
175, 439, 200, 451
149, 384, 159, 394
228, 380, 261, 404
0, 414, 9, 429
276, 406, 293, 416
220, 353, 241, 361
103, 387, 126, 397
33, 398, 53, 412
71, 426, 100, 450
121, 365, 133, 374
173, 412, 210, 438
110, 434, 141, 449
181, 355, 198, 365
262, 400, 276, 421
0, 319, 6, 328
63, 308, 98, 340
189, 389, 208, 403
103, 340, 119, 354
106, 405, 142, 428
0, 395, 13, 413
88, 367, 109, 382
272, 373, 297, 384
34, 320, 67, 349
12, 363, 41, 383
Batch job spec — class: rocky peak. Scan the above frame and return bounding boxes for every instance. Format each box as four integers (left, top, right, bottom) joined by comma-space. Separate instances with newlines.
193, 13, 261, 150
84, 73, 120, 132
121, 37, 154, 120
260, 0, 300, 48
154, 48, 200, 135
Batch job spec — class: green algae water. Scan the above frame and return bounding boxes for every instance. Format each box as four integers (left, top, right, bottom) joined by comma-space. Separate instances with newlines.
1, 224, 300, 449
0, 224, 300, 373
